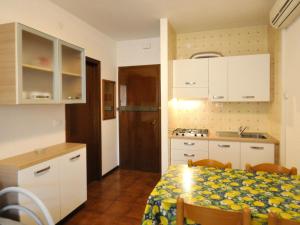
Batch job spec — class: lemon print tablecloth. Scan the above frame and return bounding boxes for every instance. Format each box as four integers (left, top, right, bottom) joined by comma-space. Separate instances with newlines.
142, 165, 300, 225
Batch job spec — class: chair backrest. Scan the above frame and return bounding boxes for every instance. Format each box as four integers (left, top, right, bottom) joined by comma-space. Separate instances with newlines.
188, 159, 232, 169
245, 163, 297, 175
176, 197, 251, 225
268, 212, 300, 225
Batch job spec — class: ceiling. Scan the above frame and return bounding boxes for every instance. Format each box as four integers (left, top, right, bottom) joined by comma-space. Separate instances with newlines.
50, 0, 276, 41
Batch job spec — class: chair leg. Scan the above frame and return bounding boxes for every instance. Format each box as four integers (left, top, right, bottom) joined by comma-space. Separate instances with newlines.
176, 197, 184, 225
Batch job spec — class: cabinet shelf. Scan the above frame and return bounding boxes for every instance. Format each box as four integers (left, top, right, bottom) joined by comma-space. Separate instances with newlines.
62, 71, 81, 77
22, 64, 53, 73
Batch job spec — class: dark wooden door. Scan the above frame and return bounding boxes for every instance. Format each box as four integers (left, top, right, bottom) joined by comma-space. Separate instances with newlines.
119, 65, 161, 173
65, 57, 101, 183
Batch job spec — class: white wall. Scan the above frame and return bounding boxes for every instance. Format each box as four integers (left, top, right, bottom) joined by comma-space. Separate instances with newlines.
281, 17, 300, 170
117, 37, 160, 67
0, 0, 118, 175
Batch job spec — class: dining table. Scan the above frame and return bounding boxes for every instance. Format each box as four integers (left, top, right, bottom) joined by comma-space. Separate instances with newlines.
141, 164, 300, 225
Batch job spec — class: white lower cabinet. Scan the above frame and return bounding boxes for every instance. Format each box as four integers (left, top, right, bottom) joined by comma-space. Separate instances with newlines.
240, 143, 275, 170
209, 141, 241, 169
18, 159, 61, 224
171, 139, 209, 165
17, 147, 87, 225
59, 149, 87, 218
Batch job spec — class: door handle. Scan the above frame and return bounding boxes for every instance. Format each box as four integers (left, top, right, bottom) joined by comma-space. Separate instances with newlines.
213, 96, 224, 99
250, 146, 264, 150
185, 81, 196, 85
242, 96, 255, 99
184, 154, 195, 157
34, 166, 51, 176
218, 144, 230, 148
184, 142, 195, 146
70, 154, 81, 161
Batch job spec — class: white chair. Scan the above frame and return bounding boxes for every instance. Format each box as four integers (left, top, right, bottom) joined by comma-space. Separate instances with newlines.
0, 187, 54, 225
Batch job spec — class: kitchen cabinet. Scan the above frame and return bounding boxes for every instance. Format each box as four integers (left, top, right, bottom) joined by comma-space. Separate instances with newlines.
209, 141, 241, 169
171, 139, 209, 165
228, 54, 270, 102
209, 57, 228, 101
240, 142, 275, 170
59, 149, 87, 218
0, 22, 86, 104
18, 159, 61, 224
173, 58, 208, 99
0, 143, 87, 225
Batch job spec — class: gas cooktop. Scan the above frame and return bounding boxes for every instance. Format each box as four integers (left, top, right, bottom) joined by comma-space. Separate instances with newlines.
173, 128, 209, 137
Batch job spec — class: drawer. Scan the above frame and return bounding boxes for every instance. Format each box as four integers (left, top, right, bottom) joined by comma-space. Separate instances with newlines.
171, 139, 208, 151
172, 149, 209, 161
209, 141, 241, 169
241, 143, 274, 169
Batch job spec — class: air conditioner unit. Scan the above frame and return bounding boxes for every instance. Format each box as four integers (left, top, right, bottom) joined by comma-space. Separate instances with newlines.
270, 0, 300, 29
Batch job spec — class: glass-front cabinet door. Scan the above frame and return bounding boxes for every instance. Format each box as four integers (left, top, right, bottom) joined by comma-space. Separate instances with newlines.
19, 25, 58, 103
59, 41, 85, 103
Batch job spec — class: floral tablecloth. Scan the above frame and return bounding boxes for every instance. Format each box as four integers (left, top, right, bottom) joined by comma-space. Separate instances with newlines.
142, 165, 300, 225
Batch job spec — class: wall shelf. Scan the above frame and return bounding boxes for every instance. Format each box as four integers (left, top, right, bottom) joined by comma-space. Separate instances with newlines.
62, 71, 81, 77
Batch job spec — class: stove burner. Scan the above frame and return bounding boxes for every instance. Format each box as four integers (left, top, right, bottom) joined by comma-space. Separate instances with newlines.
173, 128, 209, 137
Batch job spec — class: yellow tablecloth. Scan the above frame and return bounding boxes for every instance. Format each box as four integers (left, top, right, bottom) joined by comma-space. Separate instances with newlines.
142, 165, 300, 225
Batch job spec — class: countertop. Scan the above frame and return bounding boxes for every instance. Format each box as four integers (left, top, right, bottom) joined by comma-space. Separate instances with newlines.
169, 132, 279, 144
0, 142, 86, 169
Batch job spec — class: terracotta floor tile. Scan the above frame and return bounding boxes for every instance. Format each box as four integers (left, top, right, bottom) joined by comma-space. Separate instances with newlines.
62, 169, 160, 225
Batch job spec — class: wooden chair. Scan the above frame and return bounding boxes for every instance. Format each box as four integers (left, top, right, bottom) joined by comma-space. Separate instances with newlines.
245, 163, 297, 175
176, 197, 251, 225
188, 159, 232, 169
268, 212, 300, 225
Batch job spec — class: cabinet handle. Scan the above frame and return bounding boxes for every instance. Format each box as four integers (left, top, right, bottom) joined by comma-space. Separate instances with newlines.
34, 166, 50, 176
184, 142, 195, 146
185, 81, 196, 85
213, 96, 224, 99
218, 144, 230, 148
70, 154, 81, 161
250, 146, 264, 150
242, 96, 255, 99
184, 154, 195, 157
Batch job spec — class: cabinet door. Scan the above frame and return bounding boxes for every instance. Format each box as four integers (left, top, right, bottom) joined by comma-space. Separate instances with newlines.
18, 159, 60, 224
60, 41, 86, 103
19, 24, 59, 104
228, 54, 270, 102
209, 141, 241, 169
241, 143, 274, 169
59, 148, 87, 218
209, 57, 228, 101
173, 59, 208, 88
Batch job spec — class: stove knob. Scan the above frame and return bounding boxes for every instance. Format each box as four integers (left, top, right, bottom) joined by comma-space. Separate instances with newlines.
201, 134, 204, 137
182, 134, 184, 136
176, 133, 179, 136
194, 134, 197, 137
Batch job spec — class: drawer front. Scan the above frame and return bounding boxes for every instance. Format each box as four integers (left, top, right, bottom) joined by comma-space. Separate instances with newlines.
18, 159, 60, 224
241, 143, 275, 169
209, 141, 241, 169
172, 149, 209, 161
171, 139, 208, 151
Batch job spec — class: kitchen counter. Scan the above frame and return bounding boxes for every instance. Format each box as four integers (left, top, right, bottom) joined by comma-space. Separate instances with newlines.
169, 133, 279, 144
0, 142, 86, 169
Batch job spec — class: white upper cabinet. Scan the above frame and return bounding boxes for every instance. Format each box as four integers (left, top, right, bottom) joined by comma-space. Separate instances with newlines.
228, 54, 270, 102
173, 58, 209, 99
209, 57, 228, 101
0, 22, 86, 104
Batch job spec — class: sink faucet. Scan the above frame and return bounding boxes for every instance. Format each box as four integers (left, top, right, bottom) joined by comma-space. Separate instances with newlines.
238, 126, 248, 136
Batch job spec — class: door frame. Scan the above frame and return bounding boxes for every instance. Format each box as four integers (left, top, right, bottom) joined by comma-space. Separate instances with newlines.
65, 56, 102, 180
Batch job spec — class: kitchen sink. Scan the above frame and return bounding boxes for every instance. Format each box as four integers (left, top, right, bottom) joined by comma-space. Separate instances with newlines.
217, 131, 267, 139
240, 132, 267, 139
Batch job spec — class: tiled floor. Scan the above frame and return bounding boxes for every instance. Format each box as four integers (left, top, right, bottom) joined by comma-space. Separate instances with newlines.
62, 169, 161, 225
